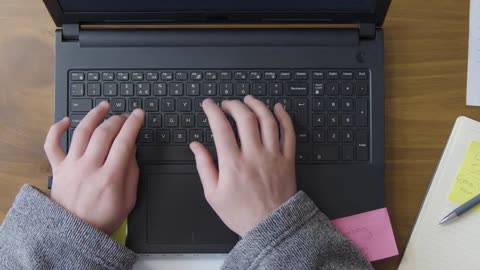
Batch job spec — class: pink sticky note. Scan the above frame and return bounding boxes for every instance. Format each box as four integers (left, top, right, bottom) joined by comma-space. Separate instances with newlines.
331, 208, 398, 262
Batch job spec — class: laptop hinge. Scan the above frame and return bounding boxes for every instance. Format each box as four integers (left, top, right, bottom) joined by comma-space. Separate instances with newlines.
359, 23, 376, 39
62, 24, 80, 41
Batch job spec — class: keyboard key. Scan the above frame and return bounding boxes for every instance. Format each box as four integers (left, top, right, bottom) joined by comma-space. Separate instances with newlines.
148, 114, 162, 127
194, 98, 204, 112
312, 114, 325, 127
133, 83, 149, 96
287, 83, 308, 96
326, 83, 339, 96
181, 114, 195, 127
145, 98, 159, 112
236, 83, 250, 96
203, 83, 217, 96
219, 83, 233, 96
341, 71, 354, 80
342, 114, 354, 127
153, 83, 167, 96
95, 98, 108, 106
327, 114, 339, 127
71, 83, 84, 96
175, 72, 188, 81
253, 83, 267, 96
87, 83, 101, 97
165, 114, 179, 127
327, 129, 340, 143
169, 83, 184, 96
139, 129, 154, 143
313, 83, 324, 96
71, 72, 85, 81
327, 71, 339, 80
295, 111, 308, 127
297, 130, 309, 143
312, 98, 325, 111
342, 82, 354, 96
161, 99, 175, 112
111, 98, 126, 112
120, 83, 134, 96
277, 98, 291, 110
296, 152, 310, 162
102, 72, 114, 81
313, 144, 339, 161
312, 129, 325, 142
356, 82, 369, 96
198, 113, 209, 127
220, 71, 232, 80
312, 71, 325, 80
189, 129, 203, 142
190, 72, 203, 81
206, 129, 214, 143
356, 71, 369, 80
146, 72, 159, 81
294, 71, 308, 80
342, 145, 354, 161
87, 72, 99, 81
279, 72, 291, 80
342, 129, 354, 143
132, 72, 144, 81
294, 98, 308, 111
234, 71, 247, 80
173, 130, 187, 143
342, 98, 354, 111
249, 71, 262, 80
356, 129, 369, 161
70, 114, 85, 128
264, 72, 276, 80
156, 129, 170, 143
104, 83, 118, 96
269, 82, 283, 96
186, 83, 200, 96
117, 72, 129, 81
161, 72, 173, 81
259, 98, 274, 110
71, 99, 92, 112
128, 98, 142, 111
326, 98, 340, 111
205, 72, 218, 80
178, 98, 192, 112
356, 99, 368, 126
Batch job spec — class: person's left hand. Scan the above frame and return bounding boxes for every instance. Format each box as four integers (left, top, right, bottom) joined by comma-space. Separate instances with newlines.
44, 101, 144, 235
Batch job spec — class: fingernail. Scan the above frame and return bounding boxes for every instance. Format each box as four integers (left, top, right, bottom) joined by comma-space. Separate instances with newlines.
62, 116, 70, 121
202, 99, 214, 106
189, 142, 197, 151
99, 100, 109, 108
132, 108, 144, 116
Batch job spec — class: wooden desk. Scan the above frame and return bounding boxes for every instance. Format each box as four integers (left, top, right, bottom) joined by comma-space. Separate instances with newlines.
0, 0, 476, 268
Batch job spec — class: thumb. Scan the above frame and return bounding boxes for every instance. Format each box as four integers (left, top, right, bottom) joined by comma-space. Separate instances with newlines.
190, 142, 218, 198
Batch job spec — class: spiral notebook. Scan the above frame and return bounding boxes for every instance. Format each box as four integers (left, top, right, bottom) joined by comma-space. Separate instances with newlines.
399, 116, 480, 270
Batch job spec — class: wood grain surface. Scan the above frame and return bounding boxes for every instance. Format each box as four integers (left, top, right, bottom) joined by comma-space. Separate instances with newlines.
0, 0, 477, 269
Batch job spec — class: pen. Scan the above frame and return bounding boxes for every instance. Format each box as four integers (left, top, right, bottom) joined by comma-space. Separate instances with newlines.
439, 194, 480, 225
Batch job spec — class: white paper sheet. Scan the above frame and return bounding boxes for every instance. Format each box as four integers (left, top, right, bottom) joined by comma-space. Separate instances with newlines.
467, 0, 480, 106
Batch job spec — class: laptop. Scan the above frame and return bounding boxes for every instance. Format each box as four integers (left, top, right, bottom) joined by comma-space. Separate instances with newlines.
42, 0, 390, 254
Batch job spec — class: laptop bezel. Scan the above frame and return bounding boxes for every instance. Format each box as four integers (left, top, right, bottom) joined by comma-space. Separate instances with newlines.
42, 0, 391, 27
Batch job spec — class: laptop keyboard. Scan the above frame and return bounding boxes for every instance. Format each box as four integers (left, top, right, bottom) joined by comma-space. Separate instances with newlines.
68, 69, 370, 163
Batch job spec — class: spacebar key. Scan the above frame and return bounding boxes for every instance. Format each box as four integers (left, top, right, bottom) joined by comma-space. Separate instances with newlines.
137, 145, 217, 162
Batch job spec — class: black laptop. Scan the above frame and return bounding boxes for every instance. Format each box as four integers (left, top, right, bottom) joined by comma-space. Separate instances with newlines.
42, 0, 390, 253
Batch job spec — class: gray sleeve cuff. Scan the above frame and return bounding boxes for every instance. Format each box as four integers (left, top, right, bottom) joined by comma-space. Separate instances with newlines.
0, 184, 137, 270
221, 191, 372, 270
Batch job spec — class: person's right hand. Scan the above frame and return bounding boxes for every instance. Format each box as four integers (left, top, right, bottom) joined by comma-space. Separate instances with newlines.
190, 96, 297, 237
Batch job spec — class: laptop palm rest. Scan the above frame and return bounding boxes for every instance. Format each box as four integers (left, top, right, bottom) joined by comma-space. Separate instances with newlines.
146, 173, 237, 246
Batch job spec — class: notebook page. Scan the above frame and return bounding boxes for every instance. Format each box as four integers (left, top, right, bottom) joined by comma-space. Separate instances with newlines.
399, 117, 480, 270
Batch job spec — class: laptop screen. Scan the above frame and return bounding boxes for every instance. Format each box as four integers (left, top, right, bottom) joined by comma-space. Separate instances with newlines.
58, 0, 375, 13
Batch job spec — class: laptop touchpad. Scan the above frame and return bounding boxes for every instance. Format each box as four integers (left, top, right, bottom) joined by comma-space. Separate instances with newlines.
146, 173, 236, 245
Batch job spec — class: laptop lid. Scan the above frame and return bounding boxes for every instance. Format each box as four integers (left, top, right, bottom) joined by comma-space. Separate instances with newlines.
43, 0, 391, 27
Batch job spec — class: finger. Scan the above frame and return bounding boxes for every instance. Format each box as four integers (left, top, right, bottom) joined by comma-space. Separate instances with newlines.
105, 109, 144, 168
124, 146, 139, 211
202, 99, 240, 159
69, 101, 110, 157
84, 115, 128, 165
244, 95, 280, 152
274, 103, 296, 159
190, 142, 218, 199
44, 117, 70, 170
221, 100, 262, 151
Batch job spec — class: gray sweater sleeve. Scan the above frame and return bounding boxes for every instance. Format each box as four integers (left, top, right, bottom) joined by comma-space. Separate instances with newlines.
0, 185, 137, 270
221, 191, 373, 270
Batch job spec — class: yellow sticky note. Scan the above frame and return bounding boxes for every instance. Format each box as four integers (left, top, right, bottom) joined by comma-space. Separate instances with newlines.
448, 141, 480, 211
111, 219, 127, 246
